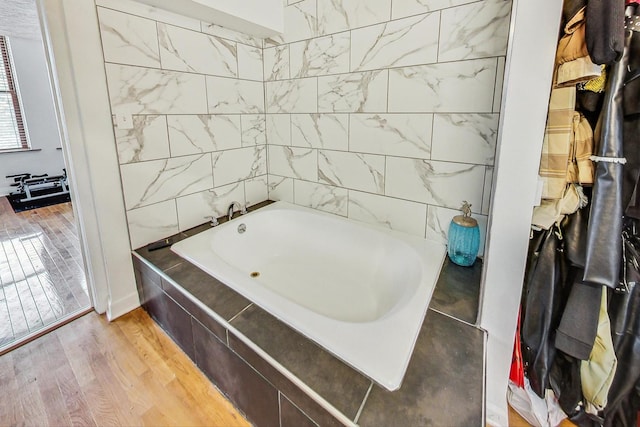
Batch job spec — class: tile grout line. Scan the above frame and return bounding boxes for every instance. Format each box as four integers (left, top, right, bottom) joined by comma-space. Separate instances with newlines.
227, 302, 254, 324
353, 380, 374, 424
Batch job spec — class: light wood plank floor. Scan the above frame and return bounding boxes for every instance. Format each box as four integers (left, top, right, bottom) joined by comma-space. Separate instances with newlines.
0, 197, 90, 351
0, 307, 250, 426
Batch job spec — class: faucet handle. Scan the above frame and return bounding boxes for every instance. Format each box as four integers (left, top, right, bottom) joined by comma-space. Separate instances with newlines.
241, 204, 248, 215
204, 215, 219, 227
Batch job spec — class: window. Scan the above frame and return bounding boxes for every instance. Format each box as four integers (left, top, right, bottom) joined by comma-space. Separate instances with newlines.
0, 35, 29, 151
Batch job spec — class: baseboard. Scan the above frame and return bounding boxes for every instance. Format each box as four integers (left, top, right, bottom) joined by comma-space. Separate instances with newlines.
107, 291, 141, 321
485, 401, 509, 427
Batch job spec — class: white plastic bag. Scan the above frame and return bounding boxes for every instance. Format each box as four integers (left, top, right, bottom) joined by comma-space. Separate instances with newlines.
507, 379, 568, 427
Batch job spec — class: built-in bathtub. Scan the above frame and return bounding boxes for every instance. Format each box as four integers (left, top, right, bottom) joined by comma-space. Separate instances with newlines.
171, 201, 446, 391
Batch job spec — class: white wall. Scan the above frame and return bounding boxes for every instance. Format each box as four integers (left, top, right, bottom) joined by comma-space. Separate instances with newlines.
0, 36, 65, 195
135, 0, 284, 36
480, 0, 562, 425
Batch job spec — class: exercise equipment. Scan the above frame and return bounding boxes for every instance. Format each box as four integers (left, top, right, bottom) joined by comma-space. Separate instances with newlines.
7, 169, 70, 203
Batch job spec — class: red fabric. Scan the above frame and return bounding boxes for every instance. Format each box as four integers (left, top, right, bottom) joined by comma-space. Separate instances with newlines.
627, 0, 640, 5
509, 310, 525, 388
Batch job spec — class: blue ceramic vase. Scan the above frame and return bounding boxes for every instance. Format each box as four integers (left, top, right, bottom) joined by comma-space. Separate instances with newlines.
447, 201, 480, 267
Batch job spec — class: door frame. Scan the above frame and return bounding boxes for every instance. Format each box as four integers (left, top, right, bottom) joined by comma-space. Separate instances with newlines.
36, 0, 139, 320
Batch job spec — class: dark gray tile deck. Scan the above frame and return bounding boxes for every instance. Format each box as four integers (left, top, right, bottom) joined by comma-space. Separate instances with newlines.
230, 304, 372, 420
357, 309, 485, 426
430, 257, 483, 324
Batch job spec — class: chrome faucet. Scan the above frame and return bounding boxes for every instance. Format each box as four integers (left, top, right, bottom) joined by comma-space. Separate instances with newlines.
227, 201, 246, 221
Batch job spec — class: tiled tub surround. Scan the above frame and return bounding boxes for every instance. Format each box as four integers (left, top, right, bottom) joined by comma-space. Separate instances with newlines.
263, 0, 511, 255
171, 201, 446, 390
97, 0, 510, 254
97, 2, 268, 249
132, 202, 485, 426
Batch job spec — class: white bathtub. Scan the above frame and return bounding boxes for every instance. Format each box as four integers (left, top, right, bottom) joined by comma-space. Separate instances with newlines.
171, 201, 446, 391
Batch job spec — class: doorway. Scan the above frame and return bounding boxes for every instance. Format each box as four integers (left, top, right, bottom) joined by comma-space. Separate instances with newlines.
0, 0, 92, 354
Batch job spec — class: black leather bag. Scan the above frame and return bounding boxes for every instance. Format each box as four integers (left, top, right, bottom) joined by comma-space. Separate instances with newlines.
521, 226, 570, 397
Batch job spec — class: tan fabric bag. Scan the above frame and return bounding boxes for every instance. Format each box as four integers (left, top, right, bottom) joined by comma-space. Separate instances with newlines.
539, 87, 577, 199
580, 289, 617, 412
566, 112, 595, 185
556, 7, 589, 65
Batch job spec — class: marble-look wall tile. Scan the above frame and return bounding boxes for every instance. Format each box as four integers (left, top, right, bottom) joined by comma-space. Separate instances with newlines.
244, 176, 269, 206
350, 13, 439, 72
115, 115, 169, 164
391, 0, 477, 19
97, 0, 201, 31
200, 22, 263, 48
120, 154, 213, 209
388, 59, 497, 113
106, 64, 207, 114
438, 0, 511, 62
176, 183, 245, 230
176, 189, 217, 230
268, 176, 295, 202
385, 158, 485, 211
318, 150, 385, 194
268, 146, 318, 181
167, 115, 241, 156
241, 115, 267, 146
264, 45, 290, 81
349, 113, 432, 158
98, 7, 160, 68
206, 76, 264, 114
431, 114, 498, 165
284, 0, 318, 43
294, 180, 348, 216
238, 44, 264, 81
264, 34, 287, 48
291, 114, 349, 150
212, 146, 267, 186
126, 199, 179, 248
348, 190, 427, 237
158, 23, 237, 77
318, 70, 388, 112
494, 57, 506, 113
289, 32, 350, 78
318, 0, 392, 35
266, 115, 291, 146
426, 205, 488, 256
482, 167, 493, 215
266, 78, 318, 113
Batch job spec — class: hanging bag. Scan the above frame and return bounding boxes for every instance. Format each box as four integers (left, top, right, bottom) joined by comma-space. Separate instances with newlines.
567, 112, 595, 185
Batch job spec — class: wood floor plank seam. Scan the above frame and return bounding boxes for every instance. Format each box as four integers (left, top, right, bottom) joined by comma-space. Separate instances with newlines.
0, 309, 252, 426
0, 198, 90, 352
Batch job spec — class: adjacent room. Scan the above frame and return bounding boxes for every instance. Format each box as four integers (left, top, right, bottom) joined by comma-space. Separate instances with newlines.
0, 0, 90, 354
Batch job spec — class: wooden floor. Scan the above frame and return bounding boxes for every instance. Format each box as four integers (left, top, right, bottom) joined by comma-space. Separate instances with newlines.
0, 307, 250, 426
509, 405, 576, 427
0, 197, 89, 351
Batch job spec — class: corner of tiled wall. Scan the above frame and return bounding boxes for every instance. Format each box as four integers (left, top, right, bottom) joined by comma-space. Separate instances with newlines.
96, 0, 510, 253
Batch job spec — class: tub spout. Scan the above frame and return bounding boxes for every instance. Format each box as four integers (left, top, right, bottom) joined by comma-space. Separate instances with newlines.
227, 201, 246, 221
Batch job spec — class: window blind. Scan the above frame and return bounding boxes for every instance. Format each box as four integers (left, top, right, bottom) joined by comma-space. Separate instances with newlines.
0, 36, 29, 151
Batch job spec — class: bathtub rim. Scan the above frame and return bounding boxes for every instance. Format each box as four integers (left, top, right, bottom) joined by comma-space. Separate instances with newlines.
170, 201, 447, 392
